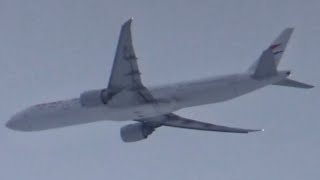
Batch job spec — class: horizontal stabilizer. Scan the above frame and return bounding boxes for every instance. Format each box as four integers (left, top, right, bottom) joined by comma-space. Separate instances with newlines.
273, 78, 314, 89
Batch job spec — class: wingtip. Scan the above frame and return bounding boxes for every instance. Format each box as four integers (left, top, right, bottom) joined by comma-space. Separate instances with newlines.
284, 27, 294, 34
122, 18, 133, 28
306, 84, 315, 89
287, 27, 294, 31
248, 129, 264, 133
126, 17, 134, 23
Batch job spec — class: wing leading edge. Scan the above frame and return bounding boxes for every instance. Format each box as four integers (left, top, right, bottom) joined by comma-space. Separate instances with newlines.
107, 19, 155, 104
136, 114, 263, 133
108, 18, 143, 93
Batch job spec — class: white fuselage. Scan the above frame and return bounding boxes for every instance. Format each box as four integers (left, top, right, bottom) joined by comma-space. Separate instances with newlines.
7, 71, 289, 131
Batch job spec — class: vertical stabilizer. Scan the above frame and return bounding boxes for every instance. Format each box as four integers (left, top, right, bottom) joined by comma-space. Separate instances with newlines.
249, 28, 294, 78
252, 48, 277, 79
269, 28, 294, 66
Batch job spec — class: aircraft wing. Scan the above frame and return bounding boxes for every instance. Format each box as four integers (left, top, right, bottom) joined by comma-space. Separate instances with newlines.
107, 19, 155, 103
136, 114, 263, 133
108, 18, 144, 93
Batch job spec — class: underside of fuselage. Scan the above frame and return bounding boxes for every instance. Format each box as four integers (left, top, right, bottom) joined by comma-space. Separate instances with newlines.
151, 72, 289, 108
6, 72, 289, 132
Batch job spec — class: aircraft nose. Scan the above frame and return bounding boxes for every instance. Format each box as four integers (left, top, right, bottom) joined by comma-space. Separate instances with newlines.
6, 112, 32, 131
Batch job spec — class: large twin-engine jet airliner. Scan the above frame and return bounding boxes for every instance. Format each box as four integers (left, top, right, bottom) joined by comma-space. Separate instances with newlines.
6, 19, 313, 142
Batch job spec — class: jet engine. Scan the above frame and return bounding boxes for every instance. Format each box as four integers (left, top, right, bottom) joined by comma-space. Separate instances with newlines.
120, 123, 156, 142
80, 89, 110, 107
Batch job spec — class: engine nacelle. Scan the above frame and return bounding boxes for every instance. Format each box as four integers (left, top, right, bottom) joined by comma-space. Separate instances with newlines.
120, 123, 155, 142
80, 89, 110, 107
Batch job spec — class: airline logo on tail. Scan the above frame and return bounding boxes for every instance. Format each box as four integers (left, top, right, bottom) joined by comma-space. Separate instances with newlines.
269, 43, 284, 55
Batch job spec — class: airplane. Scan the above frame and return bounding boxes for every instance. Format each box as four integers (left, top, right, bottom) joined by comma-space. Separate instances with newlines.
6, 18, 313, 142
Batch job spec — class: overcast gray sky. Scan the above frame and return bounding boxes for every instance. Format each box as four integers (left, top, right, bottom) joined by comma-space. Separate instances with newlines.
1, 0, 319, 179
